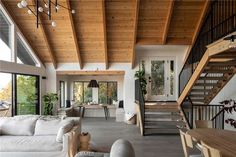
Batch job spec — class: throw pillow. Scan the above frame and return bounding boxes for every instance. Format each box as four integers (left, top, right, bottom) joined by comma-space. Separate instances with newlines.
56, 120, 74, 142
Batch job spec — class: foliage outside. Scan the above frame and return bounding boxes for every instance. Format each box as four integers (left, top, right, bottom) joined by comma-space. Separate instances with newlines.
135, 60, 147, 95
43, 93, 58, 115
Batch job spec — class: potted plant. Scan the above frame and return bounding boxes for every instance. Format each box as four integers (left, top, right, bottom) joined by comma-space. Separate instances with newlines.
135, 60, 147, 97
43, 93, 58, 115
220, 99, 236, 128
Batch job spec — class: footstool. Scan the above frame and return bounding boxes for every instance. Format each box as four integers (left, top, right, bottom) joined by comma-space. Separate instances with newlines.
75, 139, 135, 157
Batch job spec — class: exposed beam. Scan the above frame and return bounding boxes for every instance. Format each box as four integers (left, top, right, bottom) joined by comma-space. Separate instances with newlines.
183, 0, 211, 63
57, 70, 125, 76
101, 0, 108, 69
32, 0, 57, 69
131, 0, 140, 69
162, 0, 174, 44
66, 0, 83, 69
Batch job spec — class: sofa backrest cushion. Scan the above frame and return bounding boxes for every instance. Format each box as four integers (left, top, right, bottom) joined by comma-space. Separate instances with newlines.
34, 117, 74, 136
0, 116, 38, 136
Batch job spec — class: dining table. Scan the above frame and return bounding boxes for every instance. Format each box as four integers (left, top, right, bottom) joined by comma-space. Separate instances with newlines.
187, 128, 236, 157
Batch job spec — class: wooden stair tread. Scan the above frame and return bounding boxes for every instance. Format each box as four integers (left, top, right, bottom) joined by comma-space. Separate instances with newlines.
144, 128, 179, 135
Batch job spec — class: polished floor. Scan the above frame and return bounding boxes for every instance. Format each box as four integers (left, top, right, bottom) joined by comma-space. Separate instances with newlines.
81, 118, 185, 157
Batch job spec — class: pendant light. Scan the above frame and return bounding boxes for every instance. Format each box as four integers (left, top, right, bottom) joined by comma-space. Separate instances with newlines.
88, 80, 99, 88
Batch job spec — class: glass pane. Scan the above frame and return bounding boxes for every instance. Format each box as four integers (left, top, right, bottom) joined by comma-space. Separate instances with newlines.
16, 75, 39, 115
170, 60, 174, 95
73, 82, 83, 103
60, 81, 65, 108
16, 34, 37, 66
151, 60, 165, 95
0, 73, 12, 117
108, 82, 117, 104
98, 82, 107, 104
0, 10, 11, 62
83, 82, 92, 103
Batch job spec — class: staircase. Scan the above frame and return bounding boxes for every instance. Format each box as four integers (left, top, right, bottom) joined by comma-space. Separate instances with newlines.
143, 102, 186, 135
178, 48, 236, 106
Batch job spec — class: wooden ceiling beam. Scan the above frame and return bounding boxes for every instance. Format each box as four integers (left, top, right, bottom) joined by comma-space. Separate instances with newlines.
131, 0, 140, 69
66, 0, 83, 69
183, 0, 211, 62
101, 0, 108, 69
31, 0, 57, 69
162, 0, 174, 44
57, 70, 125, 76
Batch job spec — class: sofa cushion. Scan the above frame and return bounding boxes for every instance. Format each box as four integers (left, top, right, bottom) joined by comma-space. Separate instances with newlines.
34, 117, 75, 136
34, 119, 61, 135
56, 120, 74, 142
0, 135, 63, 152
0, 117, 38, 136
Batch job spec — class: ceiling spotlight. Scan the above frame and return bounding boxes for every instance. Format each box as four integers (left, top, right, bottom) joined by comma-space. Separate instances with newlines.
56, 5, 60, 10
224, 35, 236, 49
21, 0, 28, 7
38, 7, 44, 12
17, 2, 23, 8
45, 3, 48, 8
71, 9, 75, 14
51, 21, 56, 27
27, 9, 32, 14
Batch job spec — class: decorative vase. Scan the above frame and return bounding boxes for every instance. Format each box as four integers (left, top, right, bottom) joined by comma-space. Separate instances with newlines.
79, 132, 91, 151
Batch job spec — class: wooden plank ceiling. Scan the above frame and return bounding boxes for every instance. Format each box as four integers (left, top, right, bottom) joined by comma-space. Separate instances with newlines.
2, 0, 208, 69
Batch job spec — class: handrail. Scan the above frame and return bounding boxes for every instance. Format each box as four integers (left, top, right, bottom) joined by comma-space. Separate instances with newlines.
135, 79, 145, 135
179, 0, 236, 97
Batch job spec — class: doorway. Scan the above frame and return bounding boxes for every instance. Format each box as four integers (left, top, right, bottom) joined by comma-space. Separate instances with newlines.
146, 57, 176, 101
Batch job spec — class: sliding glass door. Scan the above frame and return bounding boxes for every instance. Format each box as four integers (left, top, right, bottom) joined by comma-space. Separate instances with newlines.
15, 74, 39, 115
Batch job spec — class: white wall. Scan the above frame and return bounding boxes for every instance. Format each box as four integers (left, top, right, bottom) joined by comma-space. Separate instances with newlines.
210, 75, 236, 131
45, 45, 189, 115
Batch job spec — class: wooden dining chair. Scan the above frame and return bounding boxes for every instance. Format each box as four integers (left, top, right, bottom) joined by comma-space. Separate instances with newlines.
195, 120, 213, 128
201, 142, 222, 157
179, 129, 203, 157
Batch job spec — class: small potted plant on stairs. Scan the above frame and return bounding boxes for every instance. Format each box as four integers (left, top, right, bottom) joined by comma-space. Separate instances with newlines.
43, 93, 58, 115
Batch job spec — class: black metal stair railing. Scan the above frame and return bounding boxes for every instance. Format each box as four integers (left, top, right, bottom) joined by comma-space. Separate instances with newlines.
179, 0, 236, 96
182, 103, 224, 129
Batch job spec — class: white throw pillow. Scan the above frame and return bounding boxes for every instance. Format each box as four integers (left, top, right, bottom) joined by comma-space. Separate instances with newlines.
56, 121, 74, 142
0, 117, 37, 136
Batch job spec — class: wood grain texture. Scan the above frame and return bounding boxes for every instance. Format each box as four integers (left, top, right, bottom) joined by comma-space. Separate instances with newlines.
57, 70, 125, 75
187, 129, 236, 157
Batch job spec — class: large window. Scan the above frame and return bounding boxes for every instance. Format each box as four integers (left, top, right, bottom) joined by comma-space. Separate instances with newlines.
73, 82, 92, 103
0, 10, 12, 62
16, 34, 37, 66
15, 74, 39, 115
98, 82, 117, 104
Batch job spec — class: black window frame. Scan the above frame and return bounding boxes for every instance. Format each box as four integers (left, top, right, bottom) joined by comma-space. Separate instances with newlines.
59, 81, 65, 108
98, 81, 117, 104
73, 81, 92, 103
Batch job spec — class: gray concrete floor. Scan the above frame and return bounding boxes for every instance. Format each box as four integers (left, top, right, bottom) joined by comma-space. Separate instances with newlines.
81, 118, 185, 157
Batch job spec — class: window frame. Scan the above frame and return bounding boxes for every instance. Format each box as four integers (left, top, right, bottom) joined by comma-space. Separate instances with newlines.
59, 81, 65, 108
98, 81, 118, 104
73, 81, 92, 103
0, 2, 42, 67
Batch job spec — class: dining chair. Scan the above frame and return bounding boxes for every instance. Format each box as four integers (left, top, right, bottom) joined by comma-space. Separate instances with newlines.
179, 129, 203, 157
201, 142, 222, 157
195, 120, 213, 128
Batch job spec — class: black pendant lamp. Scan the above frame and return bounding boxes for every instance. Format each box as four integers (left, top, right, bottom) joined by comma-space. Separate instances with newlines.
88, 80, 99, 88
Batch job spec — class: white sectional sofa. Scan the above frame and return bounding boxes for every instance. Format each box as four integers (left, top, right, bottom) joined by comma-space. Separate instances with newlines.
0, 115, 81, 157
